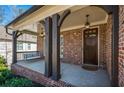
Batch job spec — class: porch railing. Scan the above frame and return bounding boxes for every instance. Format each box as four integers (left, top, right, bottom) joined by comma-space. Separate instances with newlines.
17, 51, 41, 61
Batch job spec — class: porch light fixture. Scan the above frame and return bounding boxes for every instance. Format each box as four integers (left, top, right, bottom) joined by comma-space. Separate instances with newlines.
85, 14, 90, 28
40, 32, 45, 37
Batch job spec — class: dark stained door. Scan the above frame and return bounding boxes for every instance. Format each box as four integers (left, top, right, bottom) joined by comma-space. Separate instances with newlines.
83, 28, 98, 65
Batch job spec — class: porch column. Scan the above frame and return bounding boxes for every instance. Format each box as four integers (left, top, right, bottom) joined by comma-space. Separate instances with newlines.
111, 6, 119, 87
52, 14, 61, 80
12, 31, 17, 64
52, 10, 70, 80
12, 31, 22, 64
44, 17, 52, 77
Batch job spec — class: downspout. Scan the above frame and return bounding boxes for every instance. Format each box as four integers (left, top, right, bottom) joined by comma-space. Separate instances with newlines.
5, 27, 13, 36
5, 26, 12, 65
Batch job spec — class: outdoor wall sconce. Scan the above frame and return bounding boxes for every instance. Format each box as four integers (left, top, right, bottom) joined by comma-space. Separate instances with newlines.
40, 32, 45, 37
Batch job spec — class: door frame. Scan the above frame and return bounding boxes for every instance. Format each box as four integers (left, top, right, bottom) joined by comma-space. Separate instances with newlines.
82, 26, 100, 67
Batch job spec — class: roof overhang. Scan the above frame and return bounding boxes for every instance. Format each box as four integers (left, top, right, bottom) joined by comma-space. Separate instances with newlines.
5, 5, 76, 30
5, 5, 91, 30
5, 5, 44, 28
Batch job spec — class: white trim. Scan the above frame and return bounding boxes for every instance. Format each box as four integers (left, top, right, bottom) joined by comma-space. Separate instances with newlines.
82, 26, 100, 67
12, 6, 74, 29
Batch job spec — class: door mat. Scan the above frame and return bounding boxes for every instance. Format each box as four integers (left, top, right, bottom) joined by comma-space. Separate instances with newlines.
82, 64, 98, 71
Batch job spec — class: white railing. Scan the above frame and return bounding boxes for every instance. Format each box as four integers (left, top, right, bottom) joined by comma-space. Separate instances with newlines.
17, 51, 41, 61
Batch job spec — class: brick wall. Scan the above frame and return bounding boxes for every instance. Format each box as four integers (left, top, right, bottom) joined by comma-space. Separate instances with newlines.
105, 15, 112, 79
99, 24, 107, 67
37, 24, 108, 67
119, 5, 124, 86
61, 24, 107, 66
61, 29, 82, 65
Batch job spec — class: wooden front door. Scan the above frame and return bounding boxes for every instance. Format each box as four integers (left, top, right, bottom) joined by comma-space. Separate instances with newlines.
83, 28, 98, 65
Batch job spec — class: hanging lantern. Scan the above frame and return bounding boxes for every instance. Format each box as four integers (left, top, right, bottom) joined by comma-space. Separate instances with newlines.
85, 14, 90, 28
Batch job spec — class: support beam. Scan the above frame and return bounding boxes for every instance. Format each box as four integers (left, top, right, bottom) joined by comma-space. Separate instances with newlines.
52, 14, 61, 80
12, 31, 23, 64
58, 10, 71, 27
51, 10, 70, 80
12, 31, 18, 64
44, 17, 52, 77
111, 6, 119, 87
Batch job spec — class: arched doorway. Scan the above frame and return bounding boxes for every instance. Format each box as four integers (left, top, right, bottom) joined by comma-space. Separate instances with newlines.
58, 5, 119, 87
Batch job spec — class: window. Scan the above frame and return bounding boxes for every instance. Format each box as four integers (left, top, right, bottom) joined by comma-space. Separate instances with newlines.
60, 35, 64, 58
17, 42, 23, 50
27, 43, 31, 50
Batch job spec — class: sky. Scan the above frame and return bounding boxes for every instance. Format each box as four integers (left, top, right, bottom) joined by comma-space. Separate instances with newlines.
0, 5, 32, 25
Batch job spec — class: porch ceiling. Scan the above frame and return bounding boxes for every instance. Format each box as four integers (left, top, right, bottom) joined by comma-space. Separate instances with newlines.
61, 6, 108, 31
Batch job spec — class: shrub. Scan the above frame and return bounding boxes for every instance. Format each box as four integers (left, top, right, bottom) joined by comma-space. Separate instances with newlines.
0, 55, 7, 72
1, 70, 12, 79
0, 56, 43, 87
3, 77, 34, 87
0, 64, 7, 72
0, 75, 5, 85
0, 55, 6, 64
0, 70, 11, 84
0, 69, 42, 87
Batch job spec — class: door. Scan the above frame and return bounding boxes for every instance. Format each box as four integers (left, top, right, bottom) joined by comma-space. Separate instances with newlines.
83, 28, 98, 65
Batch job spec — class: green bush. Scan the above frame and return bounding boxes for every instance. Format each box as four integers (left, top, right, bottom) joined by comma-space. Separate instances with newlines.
0, 69, 43, 87
0, 56, 6, 64
0, 70, 11, 84
3, 77, 34, 87
0, 64, 7, 72
0, 56, 43, 87
1, 70, 11, 79
0, 70, 34, 87
0, 55, 7, 72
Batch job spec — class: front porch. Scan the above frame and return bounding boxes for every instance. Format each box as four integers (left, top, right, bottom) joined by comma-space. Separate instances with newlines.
6, 5, 119, 87
12, 59, 110, 87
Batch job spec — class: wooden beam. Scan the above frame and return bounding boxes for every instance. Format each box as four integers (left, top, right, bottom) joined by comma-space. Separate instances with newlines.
58, 10, 71, 27
51, 10, 70, 80
111, 5, 119, 87
95, 5, 113, 14
96, 5, 119, 87
52, 14, 61, 80
44, 17, 52, 77
12, 31, 18, 64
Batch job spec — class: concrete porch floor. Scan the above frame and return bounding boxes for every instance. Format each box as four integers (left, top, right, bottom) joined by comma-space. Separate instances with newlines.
17, 59, 111, 87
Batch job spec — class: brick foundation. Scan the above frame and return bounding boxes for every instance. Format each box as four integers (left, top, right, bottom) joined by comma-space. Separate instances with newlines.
11, 64, 74, 87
